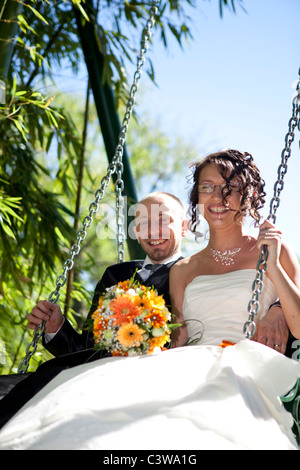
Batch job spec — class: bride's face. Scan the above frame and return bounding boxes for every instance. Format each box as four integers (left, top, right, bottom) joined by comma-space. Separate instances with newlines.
197, 164, 243, 227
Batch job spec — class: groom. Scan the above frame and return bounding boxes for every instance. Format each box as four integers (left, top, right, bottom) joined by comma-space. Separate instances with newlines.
28, 191, 188, 360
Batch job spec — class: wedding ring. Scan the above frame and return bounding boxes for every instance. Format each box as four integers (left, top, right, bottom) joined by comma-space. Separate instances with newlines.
274, 344, 281, 350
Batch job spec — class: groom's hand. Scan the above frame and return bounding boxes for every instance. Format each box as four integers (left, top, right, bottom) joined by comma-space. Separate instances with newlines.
251, 304, 289, 354
27, 300, 65, 334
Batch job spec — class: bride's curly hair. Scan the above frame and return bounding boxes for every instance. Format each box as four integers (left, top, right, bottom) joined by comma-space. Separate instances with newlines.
188, 149, 266, 235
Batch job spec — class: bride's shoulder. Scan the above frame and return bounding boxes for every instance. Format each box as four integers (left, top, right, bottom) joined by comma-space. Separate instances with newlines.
169, 258, 194, 296
171, 251, 206, 278
170, 258, 188, 282
171, 256, 190, 275
172, 254, 197, 271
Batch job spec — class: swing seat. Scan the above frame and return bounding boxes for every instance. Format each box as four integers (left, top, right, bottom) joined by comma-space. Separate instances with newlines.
0, 353, 299, 445
282, 378, 300, 445
0, 373, 32, 401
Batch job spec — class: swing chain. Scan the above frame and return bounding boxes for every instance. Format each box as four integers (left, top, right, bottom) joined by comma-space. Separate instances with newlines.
116, 161, 125, 263
244, 71, 300, 339
243, 247, 269, 339
17, 164, 116, 373
17, 323, 45, 374
18, 2, 159, 374
269, 77, 300, 224
115, 0, 159, 263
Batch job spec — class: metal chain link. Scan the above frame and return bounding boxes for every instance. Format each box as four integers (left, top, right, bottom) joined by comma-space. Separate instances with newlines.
244, 70, 300, 339
268, 77, 300, 224
115, 1, 159, 262
18, 1, 159, 374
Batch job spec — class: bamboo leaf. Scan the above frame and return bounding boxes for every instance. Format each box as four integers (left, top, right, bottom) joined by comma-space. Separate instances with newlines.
24, 3, 49, 25
74, 2, 89, 22
1, 223, 16, 240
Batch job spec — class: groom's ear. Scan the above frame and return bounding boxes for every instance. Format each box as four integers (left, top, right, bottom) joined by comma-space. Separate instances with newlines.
132, 225, 141, 245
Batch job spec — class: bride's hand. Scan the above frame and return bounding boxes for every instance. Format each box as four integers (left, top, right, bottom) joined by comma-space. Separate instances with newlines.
251, 304, 289, 354
256, 219, 282, 270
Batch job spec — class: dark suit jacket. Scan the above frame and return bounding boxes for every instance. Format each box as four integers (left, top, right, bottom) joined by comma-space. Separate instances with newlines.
44, 259, 182, 358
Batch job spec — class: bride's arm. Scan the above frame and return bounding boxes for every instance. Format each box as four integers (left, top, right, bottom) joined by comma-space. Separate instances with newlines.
257, 220, 300, 339
169, 263, 188, 348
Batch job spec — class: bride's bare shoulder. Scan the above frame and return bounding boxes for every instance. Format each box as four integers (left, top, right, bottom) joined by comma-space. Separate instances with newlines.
172, 255, 194, 271
171, 251, 206, 278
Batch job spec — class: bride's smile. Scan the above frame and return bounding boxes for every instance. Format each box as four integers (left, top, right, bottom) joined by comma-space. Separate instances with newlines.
208, 205, 229, 214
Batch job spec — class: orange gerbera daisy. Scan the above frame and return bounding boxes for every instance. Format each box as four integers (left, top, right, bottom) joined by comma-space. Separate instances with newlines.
147, 290, 166, 309
134, 294, 153, 312
91, 298, 104, 319
144, 310, 166, 328
93, 315, 108, 330
148, 334, 170, 354
117, 280, 131, 291
109, 295, 142, 326
93, 315, 109, 342
117, 322, 145, 348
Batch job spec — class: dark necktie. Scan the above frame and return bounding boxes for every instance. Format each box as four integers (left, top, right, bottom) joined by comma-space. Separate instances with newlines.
138, 264, 163, 282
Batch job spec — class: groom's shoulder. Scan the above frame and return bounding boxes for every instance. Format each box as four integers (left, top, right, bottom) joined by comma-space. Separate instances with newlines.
104, 260, 144, 277
94, 261, 144, 293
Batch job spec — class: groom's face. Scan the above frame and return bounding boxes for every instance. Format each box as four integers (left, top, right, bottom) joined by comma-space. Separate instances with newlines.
134, 195, 186, 263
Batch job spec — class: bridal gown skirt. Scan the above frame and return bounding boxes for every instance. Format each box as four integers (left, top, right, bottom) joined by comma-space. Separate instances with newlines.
0, 340, 299, 450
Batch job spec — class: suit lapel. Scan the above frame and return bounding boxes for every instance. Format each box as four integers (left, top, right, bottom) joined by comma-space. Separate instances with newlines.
144, 257, 183, 284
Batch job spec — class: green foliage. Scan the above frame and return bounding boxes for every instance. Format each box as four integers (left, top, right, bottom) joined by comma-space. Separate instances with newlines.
0, 191, 23, 239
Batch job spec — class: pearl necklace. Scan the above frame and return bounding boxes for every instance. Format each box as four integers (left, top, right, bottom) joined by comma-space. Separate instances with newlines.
210, 247, 241, 266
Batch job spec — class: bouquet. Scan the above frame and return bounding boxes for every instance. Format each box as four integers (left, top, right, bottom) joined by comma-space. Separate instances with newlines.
91, 278, 173, 357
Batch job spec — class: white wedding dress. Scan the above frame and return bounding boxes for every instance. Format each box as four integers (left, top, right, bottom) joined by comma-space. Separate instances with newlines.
0, 270, 299, 450
183, 269, 279, 346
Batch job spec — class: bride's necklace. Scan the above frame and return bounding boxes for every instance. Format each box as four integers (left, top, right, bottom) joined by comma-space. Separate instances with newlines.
210, 246, 241, 266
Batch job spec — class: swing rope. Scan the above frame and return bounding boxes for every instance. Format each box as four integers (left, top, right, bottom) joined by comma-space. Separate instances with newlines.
243, 69, 300, 340
17, 1, 160, 374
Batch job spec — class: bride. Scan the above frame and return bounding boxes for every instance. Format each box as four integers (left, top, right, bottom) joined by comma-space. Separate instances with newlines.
170, 149, 300, 349
0, 149, 299, 451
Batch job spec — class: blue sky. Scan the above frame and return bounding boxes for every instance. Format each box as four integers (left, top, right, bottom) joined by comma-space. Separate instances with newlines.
55, 0, 299, 255
135, 0, 300, 254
